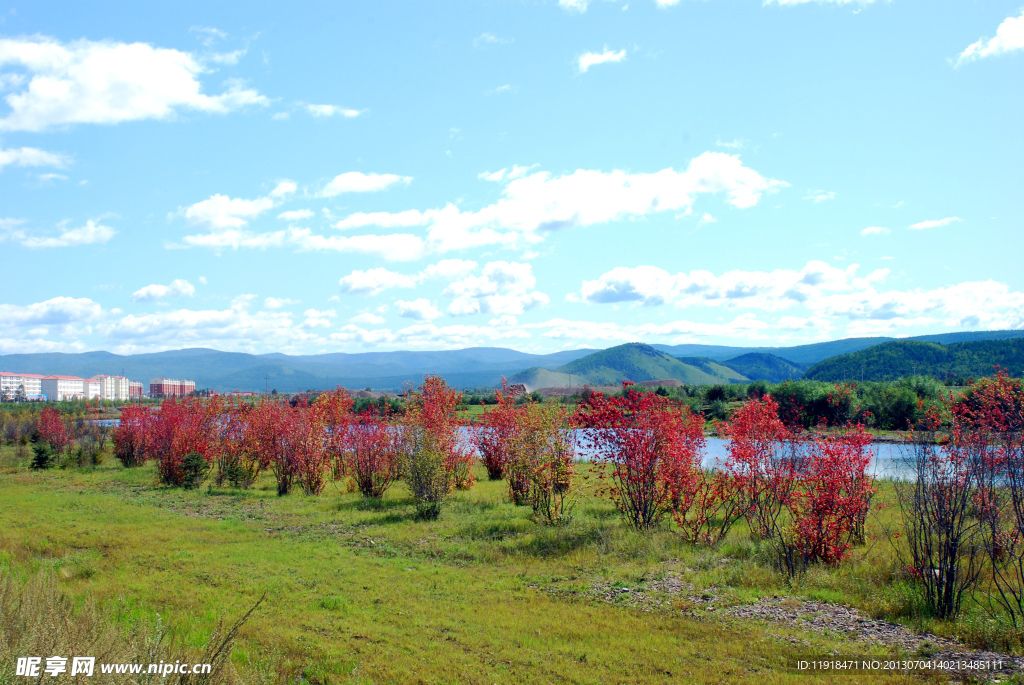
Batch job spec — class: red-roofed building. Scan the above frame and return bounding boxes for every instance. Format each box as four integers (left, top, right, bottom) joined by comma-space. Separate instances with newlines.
41, 375, 86, 401
150, 378, 196, 398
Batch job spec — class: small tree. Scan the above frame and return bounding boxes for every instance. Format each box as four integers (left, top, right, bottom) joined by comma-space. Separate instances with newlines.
401, 376, 470, 519
893, 403, 987, 619
349, 411, 402, 498
475, 379, 520, 481
113, 405, 151, 467
721, 395, 800, 541
574, 382, 701, 531
517, 402, 576, 524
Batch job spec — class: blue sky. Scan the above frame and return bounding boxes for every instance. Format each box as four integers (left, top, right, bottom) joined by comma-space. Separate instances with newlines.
1, 0, 1022, 355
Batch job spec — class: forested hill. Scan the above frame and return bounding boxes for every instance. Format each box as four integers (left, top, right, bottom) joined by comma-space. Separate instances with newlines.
509, 343, 748, 389
717, 353, 810, 383
803, 338, 1024, 382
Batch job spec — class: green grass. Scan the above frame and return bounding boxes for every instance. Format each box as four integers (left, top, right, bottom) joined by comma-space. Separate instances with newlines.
0, 444, 977, 683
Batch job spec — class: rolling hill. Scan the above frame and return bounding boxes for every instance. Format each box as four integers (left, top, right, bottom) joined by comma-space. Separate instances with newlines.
717, 353, 810, 383
803, 338, 1024, 382
509, 343, 749, 389
651, 329, 1024, 365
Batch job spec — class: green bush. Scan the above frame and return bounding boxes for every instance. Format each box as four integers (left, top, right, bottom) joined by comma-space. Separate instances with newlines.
30, 443, 55, 470
181, 452, 210, 490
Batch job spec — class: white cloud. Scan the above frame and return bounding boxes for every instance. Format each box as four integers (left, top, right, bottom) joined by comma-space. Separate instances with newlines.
396, 298, 441, 320
304, 104, 361, 118
16, 219, 115, 249
715, 138, 744, 150
0, 145, 71, 170
0, 36, 267, 132
132, 279, 196, 302
278, 209, 314, 221
351, 312, 385, 325
318, 172, 412, 197
477, 164, 537, 182
764, 0, 876, 5
957, 10, 1024, 65
444, 261, 549, 316
698, 213, 716, 225
474, 33, 512, 47
181, 180, 295, 230
577, 48, 627, 73
339, 267, 419, 295
334, 209, 428, 230
0, 297, 104, 328
337, 259, 478, 296
183, 154, 783, 262
101, 300, 310, 354
861, 226, 889, 235
805, 190, 836, 203
909, 216, 961, 230
301, 308, 336, 327
263, 297, 297, 309
559, 0, 590, 12
572, 261, 1024, 334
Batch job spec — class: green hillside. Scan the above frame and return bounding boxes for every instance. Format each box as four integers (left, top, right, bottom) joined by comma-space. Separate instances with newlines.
650, 329, 1024, 365
674, 357, 750, 382
718, 353, 809, 383
510, 343, 747, 389
804, 338, 1024, 382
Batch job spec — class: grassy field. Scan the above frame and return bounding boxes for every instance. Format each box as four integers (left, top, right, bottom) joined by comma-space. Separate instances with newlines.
0, 444, 999, 683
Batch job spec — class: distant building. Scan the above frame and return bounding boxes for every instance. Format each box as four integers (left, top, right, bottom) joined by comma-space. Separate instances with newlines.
83, 377, 102, 400
41, 375, 86, 401
150, 377, 196, 398
129, 380, 144, 399
91, 374, 133, 401
0, 372, 44, 400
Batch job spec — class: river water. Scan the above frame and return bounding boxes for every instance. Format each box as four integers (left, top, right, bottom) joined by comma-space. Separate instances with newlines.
92, 419, 920, 480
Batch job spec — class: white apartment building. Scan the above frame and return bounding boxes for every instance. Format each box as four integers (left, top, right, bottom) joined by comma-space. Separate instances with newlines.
83, 377, 101, 400
0, 372, 44, 399
92, 374, 131, 400
41, 375, 86, 401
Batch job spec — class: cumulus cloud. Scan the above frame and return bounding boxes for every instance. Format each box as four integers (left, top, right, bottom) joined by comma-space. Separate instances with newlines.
805, 190, 836, 203
181, 180, 295, 230
16, 219, 116, 248
337, 259, 478, 296
0, 296, 104, 328
101, 301, 309, 354
396, 298, 441, 320
304, 104, 361, 118
0, 35, 267, 132
339, 267, 419, 296
351, 312, 385, 325
0, 145, 71, 170
182, 155, 783, 262
861, 226, 890, 235
263, 297, 297, 309
559, 0, 590, 12
132, 279, 196, 302
318, 172, 412, 197
332, 152, 786, 258
577, 48, 627, 73
278, 209, 314, 221
572, 261, 1024, 333
445, 261, 550, 316
909, 216, 962, 230
764, 0, 876, 5
957, 10, 1024, 65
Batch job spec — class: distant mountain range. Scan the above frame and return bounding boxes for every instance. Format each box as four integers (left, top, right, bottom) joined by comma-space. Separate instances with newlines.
0, 347, 595, 393
2, 329, 1022, 393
